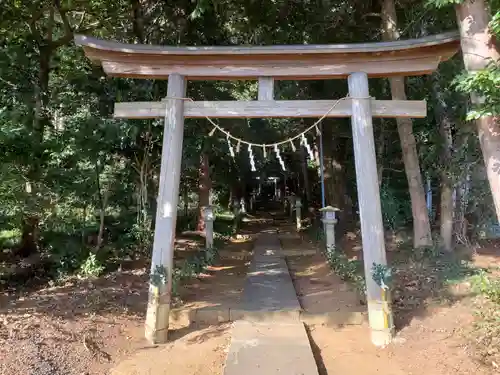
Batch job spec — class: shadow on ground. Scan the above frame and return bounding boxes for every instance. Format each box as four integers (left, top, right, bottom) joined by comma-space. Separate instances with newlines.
301, 223, 487, 332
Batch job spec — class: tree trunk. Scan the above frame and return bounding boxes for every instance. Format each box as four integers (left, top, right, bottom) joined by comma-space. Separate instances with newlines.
97, 200, 107, 250
323, 125, 353, 231
300, 147, 311, 203
183, 180, 189, 216
95, 161, 109, 251
196, 152, 211, 232
381, 0, 433, 248
454, 172, 472, 244
19, 44, 52, 257
431, 74, 454, 251
455, 0, 500, 223
131, 0, 146, 43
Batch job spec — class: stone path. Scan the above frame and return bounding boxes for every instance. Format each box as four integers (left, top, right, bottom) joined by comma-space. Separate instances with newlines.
223, 230, 319, 375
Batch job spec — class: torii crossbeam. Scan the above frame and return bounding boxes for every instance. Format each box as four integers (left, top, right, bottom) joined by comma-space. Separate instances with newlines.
75, 31, 460, 347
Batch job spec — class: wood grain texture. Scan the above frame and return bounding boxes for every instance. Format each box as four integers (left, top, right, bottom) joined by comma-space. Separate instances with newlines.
258, 77, 274, 100
145, 74, 186, 344
114, 99, 426, 119
75, 32, 460, 80
101, 56, 444, 80
348, 72, 392, 346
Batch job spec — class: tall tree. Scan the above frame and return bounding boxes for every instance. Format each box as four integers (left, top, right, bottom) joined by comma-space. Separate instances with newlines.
430, 73, 455, 251
455, 0, 500, 222
196, 150, 211, 232
380, 0, 433, 247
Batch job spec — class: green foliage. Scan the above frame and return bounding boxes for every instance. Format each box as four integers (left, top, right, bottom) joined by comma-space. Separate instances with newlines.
454, 63, 500, 118
371, 263, 393, 290
470, 271, 500, 304
129, 221, 153, 254
491, 10, 500, 35
380, 184, 411, 230
324, 245, 365, 294
150, 265, 168, 287
176, 214, 197, 233
171, 245, 220, 296
426, 0, 463, 8
427, 0, 500, 122
0, 229, 21, 249
47, 236, 92, 278
79, 253, 105, 278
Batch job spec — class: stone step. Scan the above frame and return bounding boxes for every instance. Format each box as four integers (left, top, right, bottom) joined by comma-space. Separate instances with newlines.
170, 305, 366, 327
241, 235, 301, 315
223, 230, 320, 375
223, 321, 319, 375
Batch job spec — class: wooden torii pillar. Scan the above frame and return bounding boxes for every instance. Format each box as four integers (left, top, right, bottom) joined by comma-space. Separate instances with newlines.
75, 32, 460, 346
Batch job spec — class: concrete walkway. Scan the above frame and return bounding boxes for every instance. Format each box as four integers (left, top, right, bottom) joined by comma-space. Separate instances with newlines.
223, 230, 319, 375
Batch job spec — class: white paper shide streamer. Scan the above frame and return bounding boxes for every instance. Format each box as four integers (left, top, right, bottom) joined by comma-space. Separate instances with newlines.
227, 135, 235, 158
248, 145, 256, 171
274, 145, 286, 171
301, 133, 314, 160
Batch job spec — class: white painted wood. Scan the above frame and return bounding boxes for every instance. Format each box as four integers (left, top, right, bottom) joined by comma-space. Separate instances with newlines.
258, 77, 274, 100
145, 73, 186, 344
348, 72, 394, 347
114, 99, 426, 119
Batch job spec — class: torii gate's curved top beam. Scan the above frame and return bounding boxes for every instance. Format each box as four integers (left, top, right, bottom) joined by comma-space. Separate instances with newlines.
75, 32, 460, 80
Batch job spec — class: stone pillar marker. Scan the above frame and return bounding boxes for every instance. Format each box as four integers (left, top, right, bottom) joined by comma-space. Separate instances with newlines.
232, 198, 241, 233
348, 71, 394, 347
233, 198, 241, 217
240, 197, 247, 214
320, 206, 339, 253
288, 195, 296, 219
145, 74, 186, 344
249, 192, 255, 212
203, 205, 215, 249
295, 198, 303, 230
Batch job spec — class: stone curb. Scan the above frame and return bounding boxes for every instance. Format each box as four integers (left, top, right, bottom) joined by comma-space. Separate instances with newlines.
170, 306, 367, 328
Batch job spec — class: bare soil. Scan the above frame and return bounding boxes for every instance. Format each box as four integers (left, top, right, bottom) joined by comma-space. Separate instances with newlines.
0, 233, 253, 375
279, 228, 364, 317
2, 218, 499, 375
110, 324, 231, 375
284, 227, 500, 375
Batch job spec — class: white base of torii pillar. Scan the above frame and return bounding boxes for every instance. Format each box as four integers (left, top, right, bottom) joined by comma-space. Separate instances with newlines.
145, 74, 186, 344
348, 72, 394, 347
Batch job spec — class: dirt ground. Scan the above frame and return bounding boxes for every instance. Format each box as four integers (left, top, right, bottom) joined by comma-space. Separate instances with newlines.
292, 230, 500, 375
0, 234, 252, 375
110, 324, 231, 375
278, 224, 496, 375
1, 219, 499, 375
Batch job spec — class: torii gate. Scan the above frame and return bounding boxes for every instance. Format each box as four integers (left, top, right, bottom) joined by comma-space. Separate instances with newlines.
75, 32, 460, 346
